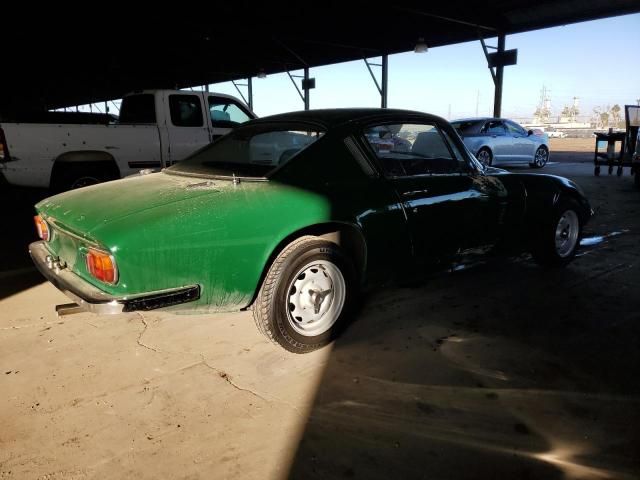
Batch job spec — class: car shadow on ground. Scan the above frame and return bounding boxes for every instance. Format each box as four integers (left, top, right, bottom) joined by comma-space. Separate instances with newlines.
286, 251, 640, 479
0, 183, 49, 300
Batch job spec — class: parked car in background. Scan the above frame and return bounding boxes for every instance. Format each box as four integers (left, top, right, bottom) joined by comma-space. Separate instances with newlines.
451, 117, 550, 168
30, 109, 591, 353
0, 89, 256, 191
547, 130, 568, 138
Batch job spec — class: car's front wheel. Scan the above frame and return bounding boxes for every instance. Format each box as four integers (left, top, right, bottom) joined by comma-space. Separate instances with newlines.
253, 236, 356, 353
531, 198, 582, 267
530, 146, 549, 168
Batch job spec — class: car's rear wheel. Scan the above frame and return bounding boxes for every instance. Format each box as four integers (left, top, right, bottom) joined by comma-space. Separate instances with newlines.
530, 146, 549, 168
253, 236, 356, 353
476, 147, 493, 166
531, 198, 582, 267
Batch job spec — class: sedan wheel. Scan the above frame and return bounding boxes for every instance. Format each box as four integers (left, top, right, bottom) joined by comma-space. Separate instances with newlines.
253, 236, 356, 353
530, 146, 549, 168
476, 148, 492, 167
532, 198, 582, 266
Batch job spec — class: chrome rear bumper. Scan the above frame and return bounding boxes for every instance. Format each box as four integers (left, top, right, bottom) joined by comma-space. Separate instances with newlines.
29, 241, 200, 315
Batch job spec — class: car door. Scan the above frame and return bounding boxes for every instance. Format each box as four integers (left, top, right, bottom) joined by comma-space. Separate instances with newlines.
362, 122, 506, 264
481, 120, 512, 163
505, 120, 535, 162
207, 95, 255, 141
166, 93, 211, 165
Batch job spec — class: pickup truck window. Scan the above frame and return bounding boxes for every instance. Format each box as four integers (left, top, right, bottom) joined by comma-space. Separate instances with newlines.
118, 94, 156, 124
166, 122, 324, 178
208, 96, 253, 128
169, 95, 204, 127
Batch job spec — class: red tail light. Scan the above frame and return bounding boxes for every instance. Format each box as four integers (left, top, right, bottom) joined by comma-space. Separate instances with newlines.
34, 215, 50, 241
86, 248, 118, 284
0, 128, 10, 162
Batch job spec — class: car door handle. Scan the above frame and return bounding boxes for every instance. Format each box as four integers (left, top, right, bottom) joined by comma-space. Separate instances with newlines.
402, 189, 429, 197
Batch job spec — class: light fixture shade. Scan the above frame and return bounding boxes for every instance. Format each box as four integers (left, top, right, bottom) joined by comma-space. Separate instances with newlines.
414, 38, 428, 53
257, 69, 267, 79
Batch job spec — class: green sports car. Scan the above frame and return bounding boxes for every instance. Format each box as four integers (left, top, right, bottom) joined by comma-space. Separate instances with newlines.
30, 109, 592, 353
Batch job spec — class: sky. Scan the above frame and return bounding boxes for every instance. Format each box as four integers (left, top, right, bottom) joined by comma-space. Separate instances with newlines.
204, 12, 640, 122
81, 13, 639, 123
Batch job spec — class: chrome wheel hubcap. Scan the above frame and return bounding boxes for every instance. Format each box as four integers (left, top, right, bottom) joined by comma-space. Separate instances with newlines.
477, 150, 491, 165
555, 210, 579, 257
535, 148, 548, 167
286, 260, 345, 336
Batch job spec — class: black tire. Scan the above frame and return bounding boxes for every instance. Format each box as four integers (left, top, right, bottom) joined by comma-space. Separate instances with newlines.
253, 236, 356, 354
476, 147, 493, 167
531, 198, 583, 267
530, 146, 549, 168
51, 163, 118, 193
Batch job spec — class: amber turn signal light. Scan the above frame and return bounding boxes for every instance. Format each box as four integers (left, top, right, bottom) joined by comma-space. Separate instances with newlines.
86, 248, 118, 284
34, 215, 50, 241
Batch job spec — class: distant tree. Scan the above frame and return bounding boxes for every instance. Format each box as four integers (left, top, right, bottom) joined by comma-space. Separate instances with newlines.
600, 112, 610, 128
610, 104, 621, 128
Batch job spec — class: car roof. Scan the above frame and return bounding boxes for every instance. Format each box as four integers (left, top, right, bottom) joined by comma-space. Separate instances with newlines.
451, 117, 494, 123
247, 108, 447, 129
451, 117, 522, 124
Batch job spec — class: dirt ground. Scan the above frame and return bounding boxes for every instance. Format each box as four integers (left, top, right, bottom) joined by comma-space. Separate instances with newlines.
1, 158, 639, 479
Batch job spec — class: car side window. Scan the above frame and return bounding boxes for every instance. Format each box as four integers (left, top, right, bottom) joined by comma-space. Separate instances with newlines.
208, 96, 253, 128
482, 121, 506, 135
169, 95, 204, 127
505, 120, 526, 136
363, 123, 467, 177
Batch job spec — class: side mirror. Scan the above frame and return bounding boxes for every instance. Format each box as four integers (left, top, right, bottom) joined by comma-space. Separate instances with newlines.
527, 129, 534, 136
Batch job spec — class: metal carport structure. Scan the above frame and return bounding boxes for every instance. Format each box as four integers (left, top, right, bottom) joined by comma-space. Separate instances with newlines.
1, 1, 639, 115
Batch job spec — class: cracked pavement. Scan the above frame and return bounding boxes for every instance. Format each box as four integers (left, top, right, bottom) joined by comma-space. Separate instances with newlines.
0, 284, 329, 480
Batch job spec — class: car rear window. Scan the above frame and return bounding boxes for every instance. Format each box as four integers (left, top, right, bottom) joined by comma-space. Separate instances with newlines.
450, 120, 482, 135
166, 122, 325, 178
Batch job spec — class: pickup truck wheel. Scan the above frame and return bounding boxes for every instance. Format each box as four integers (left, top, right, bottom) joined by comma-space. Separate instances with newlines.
52, 163, 118, 192
253, 236, 356, 354
531, 198, 582, 267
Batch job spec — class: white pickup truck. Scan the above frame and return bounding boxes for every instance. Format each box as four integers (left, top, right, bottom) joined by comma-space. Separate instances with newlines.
0, 89, 256, 190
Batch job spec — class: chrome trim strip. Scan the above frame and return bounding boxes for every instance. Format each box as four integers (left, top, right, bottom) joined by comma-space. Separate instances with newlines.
45, 216, 100, 247
30, 241, 200, 315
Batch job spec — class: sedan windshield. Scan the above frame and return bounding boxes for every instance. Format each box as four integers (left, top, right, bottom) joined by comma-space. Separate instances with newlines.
167, 122, 325, 178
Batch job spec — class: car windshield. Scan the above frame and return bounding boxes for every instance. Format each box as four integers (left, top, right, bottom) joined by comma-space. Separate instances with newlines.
166, 122, 325, 178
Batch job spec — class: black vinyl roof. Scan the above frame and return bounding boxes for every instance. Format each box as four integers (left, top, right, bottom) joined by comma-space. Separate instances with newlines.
3, 1, 638, 113
249, 108, 442, 128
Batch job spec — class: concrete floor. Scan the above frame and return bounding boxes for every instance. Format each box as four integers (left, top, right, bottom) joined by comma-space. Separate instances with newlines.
1, 159, 639, 479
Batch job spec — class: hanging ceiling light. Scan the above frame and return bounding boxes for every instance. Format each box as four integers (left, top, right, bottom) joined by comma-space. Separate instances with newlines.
414, 37, 428, 53
257, 69, 267, 79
